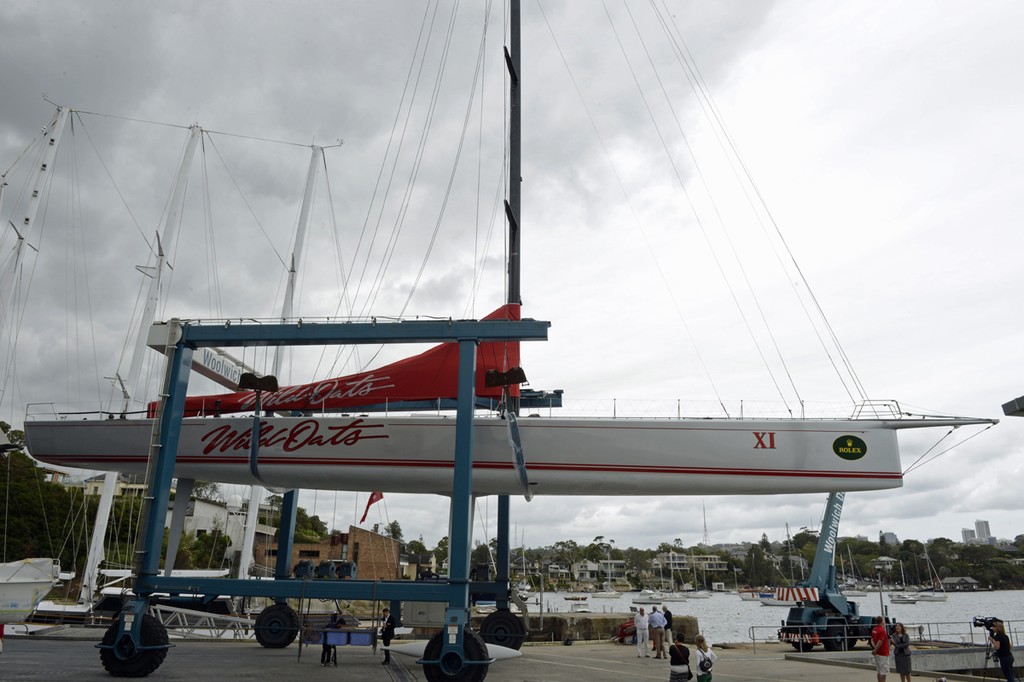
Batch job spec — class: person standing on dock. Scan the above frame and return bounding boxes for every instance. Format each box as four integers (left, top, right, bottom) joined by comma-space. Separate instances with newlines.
634, 607, 651, 658
663, 606, 674, 646
380, 608, 397, 665
870, 616, 890, 682
890, 622, 912, 682
321, 613, 340, 667
694, 634, 717, 682
649, 606, 667, 658
989, 619, 1016, 682
668, 631, 691, 682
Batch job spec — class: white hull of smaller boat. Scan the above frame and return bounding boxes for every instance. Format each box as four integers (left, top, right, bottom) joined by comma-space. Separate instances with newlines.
889, 593, 918, 604
632, 590, 662, 604
659, 592, 688, 602
912, 591, 947, 602
591, 591, 620, 599
0, 558, 59, 624
24, 415, 917, 497
385, 640, 521, 662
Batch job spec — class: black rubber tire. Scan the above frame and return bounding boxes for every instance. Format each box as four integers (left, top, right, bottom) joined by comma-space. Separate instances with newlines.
254, 603, 300, 649
822, 627, 843, 651
479, 610, 526, 650
845, 636, 858, 651
99, 613, 169, 677
423, 628, 490, 682
791, 640, 813, 652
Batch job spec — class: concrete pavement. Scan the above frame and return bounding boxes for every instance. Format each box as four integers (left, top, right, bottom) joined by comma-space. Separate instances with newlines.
0, 633, 982, 681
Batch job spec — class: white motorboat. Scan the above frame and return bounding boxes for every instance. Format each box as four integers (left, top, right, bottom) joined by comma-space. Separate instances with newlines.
889, 593, 918, 604
632, 589, 662, 605
0, 558, 60, 624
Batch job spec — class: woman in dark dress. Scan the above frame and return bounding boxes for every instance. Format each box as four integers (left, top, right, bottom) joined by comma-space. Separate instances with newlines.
890, 622, 912, 682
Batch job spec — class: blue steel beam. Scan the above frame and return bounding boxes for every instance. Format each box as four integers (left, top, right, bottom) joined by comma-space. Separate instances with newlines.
149, 317, 549, 350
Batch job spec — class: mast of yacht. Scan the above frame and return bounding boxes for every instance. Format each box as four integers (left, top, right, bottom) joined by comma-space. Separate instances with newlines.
234, 145, 324, 580
493, 0, 523, 610
79, 125, 202, 602
1, 107, 70, 406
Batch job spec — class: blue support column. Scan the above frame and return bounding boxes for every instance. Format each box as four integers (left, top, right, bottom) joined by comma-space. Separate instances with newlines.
496, 496, 510, 608
442, 338, 477, 655
275, 490, 300, 581
109, 332, 192, 656
138, 341, 194, 580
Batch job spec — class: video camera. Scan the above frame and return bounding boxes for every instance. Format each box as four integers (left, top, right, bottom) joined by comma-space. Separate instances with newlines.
972, 616, 1000, 630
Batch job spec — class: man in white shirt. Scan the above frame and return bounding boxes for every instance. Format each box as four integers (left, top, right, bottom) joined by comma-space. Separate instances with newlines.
634, 607, 651, 658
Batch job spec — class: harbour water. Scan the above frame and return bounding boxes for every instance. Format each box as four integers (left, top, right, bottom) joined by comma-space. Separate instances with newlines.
535, 589, 1023, 644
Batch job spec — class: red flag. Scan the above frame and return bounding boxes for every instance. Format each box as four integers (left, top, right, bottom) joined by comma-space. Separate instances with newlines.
360, 491, 384, 523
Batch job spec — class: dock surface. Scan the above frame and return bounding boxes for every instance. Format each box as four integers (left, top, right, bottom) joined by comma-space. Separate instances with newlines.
1, 634, 964, 681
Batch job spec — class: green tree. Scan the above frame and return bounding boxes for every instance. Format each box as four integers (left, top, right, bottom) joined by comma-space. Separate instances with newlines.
406, 538, 428, 555
384, 520, 403, 541
191, 481, 221, 501
434, 536, 449, 566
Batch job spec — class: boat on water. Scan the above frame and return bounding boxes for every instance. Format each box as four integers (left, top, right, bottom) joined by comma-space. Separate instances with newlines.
912, 591, 945, 602
591, 590, 619, 599
0, 558, 60, 624
889, 593, 918, 604
631, 589, 662, 605
739, 589, 774, 601
914, 547, 948, 602
659, 592, 688, 603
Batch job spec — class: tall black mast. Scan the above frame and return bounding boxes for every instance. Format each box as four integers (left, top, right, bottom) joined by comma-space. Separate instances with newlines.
506, 0, 522, 306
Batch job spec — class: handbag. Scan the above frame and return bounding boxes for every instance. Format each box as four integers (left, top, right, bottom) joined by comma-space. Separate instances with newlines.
699, 654, 713, 672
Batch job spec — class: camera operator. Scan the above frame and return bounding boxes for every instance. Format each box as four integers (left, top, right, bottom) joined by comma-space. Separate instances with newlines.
988, 619, 1016, 682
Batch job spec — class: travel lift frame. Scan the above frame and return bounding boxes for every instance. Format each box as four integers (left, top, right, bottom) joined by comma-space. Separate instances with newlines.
99, 314, 549, 679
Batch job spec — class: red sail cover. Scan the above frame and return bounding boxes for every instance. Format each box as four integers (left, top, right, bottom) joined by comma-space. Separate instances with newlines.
149, 304, 521, 418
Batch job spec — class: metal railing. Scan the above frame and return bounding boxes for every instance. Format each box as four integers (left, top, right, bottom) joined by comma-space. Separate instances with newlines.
749, 620, 1018, 654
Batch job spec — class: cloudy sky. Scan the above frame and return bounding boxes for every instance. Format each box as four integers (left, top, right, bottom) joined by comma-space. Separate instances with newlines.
1, 1, 1022, 554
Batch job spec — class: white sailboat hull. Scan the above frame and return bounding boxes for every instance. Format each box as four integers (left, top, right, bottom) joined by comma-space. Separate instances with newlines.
24, 415, 920, 496
0, 558, 59, 624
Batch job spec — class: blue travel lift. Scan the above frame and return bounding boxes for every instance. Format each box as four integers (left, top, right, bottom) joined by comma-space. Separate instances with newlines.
98, 314, 549, 680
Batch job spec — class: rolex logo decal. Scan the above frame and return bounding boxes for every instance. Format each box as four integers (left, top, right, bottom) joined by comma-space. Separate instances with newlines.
833, 435, 867, 460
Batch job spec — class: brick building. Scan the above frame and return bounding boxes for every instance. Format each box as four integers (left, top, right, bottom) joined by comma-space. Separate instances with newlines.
255, 525, 401, 580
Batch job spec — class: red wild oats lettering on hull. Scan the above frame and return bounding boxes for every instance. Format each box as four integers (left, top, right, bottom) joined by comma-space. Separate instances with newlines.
200, 419, 388, 455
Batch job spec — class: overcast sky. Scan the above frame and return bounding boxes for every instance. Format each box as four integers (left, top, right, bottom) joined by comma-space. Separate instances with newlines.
1, 1, 1022, 554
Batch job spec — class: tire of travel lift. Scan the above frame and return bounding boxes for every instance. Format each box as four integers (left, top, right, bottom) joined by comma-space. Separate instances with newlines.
422, 628, 490, 682
99, 613, 169, 677
479, 610, 526, 650
254, 603, 300, 648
